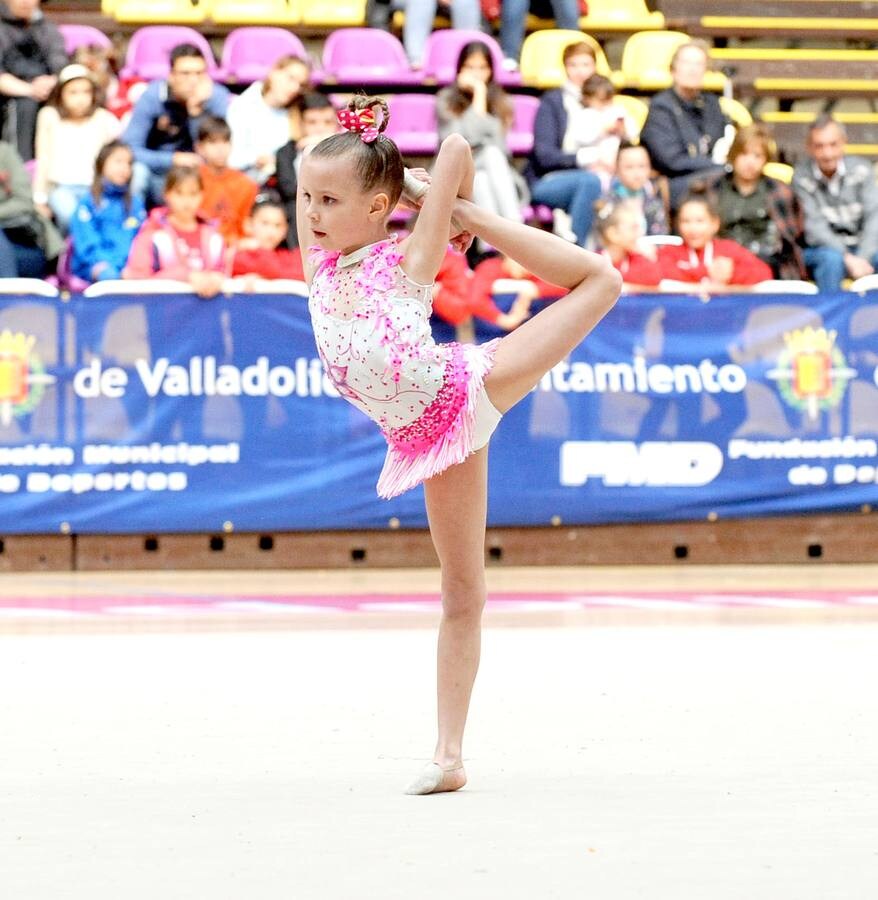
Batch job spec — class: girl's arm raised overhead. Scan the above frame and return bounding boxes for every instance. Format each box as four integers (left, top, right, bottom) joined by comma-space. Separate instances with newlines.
401, 133, 474, 287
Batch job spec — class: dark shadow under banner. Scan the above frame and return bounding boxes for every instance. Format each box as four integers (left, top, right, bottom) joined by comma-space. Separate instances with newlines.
0, 288, 876, 533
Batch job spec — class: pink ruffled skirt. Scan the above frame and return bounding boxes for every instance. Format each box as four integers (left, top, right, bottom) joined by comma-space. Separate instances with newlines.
376, 339, 501, 499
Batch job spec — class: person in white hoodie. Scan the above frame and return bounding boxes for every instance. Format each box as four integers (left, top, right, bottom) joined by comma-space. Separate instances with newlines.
227, 54, 311, 183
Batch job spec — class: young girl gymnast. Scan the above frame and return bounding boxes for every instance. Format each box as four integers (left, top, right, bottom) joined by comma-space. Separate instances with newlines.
297, 97, 622, 796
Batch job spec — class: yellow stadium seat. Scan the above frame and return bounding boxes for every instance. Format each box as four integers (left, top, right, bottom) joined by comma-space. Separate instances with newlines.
519, 29, 616, 89
618, 30, 726, 92
613, 94, 649, 134
101, 0, 118, 14
762, 162, 793, 184
207, 0, 299, 25
580, 0, 665, 32
299, 0, 366, 26
112, 0, 207, 24
719, 96, 752, 128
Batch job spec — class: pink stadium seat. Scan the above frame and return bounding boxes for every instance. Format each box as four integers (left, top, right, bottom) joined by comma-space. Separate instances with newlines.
385, 94, 438, 155
422, 29, 521, 87
321, 28, 420, 85
59, 24, 113, 55
120, 26, 219, 80
217, 27, 310, 83
507, 93, 540, 155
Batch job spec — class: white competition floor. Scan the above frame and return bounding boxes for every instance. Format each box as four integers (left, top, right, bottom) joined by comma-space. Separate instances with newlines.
2, 565, 877, 900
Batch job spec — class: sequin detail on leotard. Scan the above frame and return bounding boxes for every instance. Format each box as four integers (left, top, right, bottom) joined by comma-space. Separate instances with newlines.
308, 236, 500, 498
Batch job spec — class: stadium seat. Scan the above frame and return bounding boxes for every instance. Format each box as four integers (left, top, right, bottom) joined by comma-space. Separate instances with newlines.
321, 29, 419, 85
111, 0, 207, 24
507, 94, 540, 155
384, 94, 438, 156
762, 162, 793, 184
618, 31, 726, 92
120, 26, 219, 80
299, 0, 366, 27
101, 0, 118, 14
59, 24, 112, 55
217, 27, 308, 83
422, 29, 520, 88
519, 30, 615, 89
207, 0, 299, 25
613, 94, 649, 134
580, 0, 665, 32
719, 96, 752, 128
699, 15, 878, 39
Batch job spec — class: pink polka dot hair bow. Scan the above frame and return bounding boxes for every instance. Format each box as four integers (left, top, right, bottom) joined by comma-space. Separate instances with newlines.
337, 106, 380, 143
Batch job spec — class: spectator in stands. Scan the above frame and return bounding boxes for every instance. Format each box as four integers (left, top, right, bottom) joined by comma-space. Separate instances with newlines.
276, 93, 338, 248
72, 43, 143, 121
33, 64, 120, 232
469, 252, 565, 329
436, 41, 524, 228
403, 0, 481, 69
604, 142, 669, 236
124, 165, 227, 298
69, 140, 145, 283
499, 0, 581, 69
659, 190, 772, 289
792, 115, 878, 293
123, 44, 231, 207
525, 40, 603, 247
0, 136, 62, 277
0, 0, 66, 161
194, 116, 258, 244
431, 246, 473, 331
231, 194, 304, 284
568, 74, 638, 191
640, 40, 730, 211
596, 200, 662, 290
715, 123, 805, 281
227, 54, 311, 184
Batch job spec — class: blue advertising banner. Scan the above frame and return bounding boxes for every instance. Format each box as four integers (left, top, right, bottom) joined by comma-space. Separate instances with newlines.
0, 288, 876, 533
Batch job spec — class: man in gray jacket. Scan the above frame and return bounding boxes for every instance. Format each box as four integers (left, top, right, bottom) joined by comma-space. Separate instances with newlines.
792, 115, 878, 293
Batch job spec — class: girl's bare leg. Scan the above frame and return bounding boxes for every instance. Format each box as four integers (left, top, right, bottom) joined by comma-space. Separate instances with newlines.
453, 198, 623, 412
405, 446, 489, 795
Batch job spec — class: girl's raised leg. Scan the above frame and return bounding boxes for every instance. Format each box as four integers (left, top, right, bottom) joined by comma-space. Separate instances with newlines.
405, 447, 489, 795
452, 198, 623, 413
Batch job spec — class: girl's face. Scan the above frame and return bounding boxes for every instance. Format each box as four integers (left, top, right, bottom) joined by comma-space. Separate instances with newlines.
564, 51, 596, 88
733, 139, 768, 183
677, 202, 719, 249
165, 179, 203, 222
102, 147, 132, 187
62, 78, 94, 118
299, 154, 388, 254
605, 210, 643, 253
458, 51, 492, 86
267, 61, 309, 107
616, 147, 651, 191
249, 206, 288, 250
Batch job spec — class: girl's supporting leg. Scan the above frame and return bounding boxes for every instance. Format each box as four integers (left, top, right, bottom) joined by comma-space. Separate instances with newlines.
453, 197, 622, 413
407, 446, 489, 794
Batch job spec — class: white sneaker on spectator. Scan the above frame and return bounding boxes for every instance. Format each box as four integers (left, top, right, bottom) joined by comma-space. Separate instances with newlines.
552, 209, 577, 243
501, 57, 519, 71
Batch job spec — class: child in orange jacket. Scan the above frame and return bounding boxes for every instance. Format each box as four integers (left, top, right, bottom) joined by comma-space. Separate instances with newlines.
195, 116, 258, 243
123, 165, 228, 297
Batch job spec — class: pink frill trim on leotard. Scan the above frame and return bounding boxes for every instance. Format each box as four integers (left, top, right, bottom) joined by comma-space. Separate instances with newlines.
376, 339, 500, 499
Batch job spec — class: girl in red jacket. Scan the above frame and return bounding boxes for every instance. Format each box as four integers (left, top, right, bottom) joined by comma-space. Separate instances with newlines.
659, 190, 772, 290
123, 165, 228, 297
595, 199, 663, 291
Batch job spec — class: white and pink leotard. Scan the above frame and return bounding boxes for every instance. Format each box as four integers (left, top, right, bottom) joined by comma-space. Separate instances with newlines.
308, 236, 501, 498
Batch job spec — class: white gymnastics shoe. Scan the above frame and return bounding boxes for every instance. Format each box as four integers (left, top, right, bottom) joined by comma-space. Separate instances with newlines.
404, 762, 466, 795
402, 168, 429, 203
